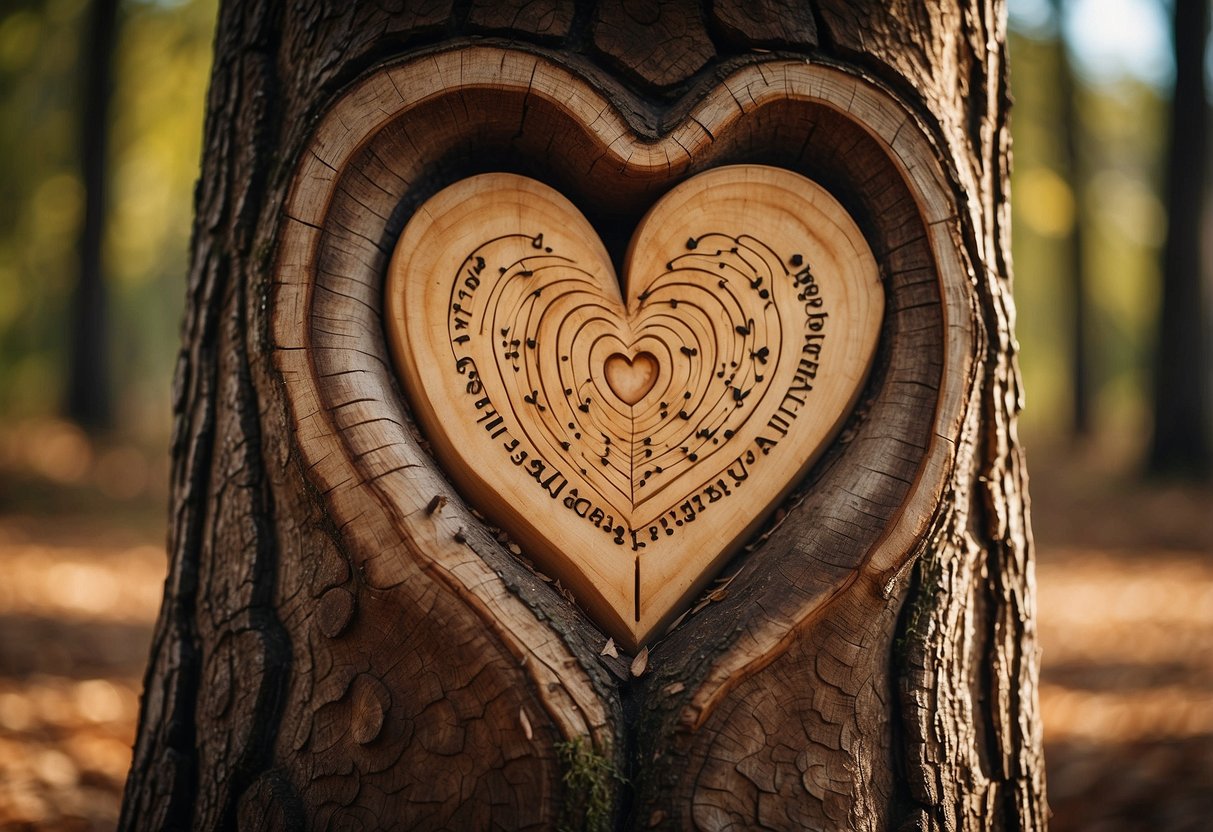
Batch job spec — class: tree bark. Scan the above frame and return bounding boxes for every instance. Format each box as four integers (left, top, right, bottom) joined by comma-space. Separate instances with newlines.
122, 2, 1046, 830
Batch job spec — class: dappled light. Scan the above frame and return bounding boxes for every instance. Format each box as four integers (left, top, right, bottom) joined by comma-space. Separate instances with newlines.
0, 490, 164, 826
1039, 552, 1213, 744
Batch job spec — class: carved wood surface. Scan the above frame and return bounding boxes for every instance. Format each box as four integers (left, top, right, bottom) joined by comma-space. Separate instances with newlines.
268, 45, 973, 827
122, 3, 1044, 830
386, 166, 883, 646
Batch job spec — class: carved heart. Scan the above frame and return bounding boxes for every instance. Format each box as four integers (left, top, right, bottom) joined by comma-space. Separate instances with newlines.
604, 352, 658, 405
386, 165, 882, 647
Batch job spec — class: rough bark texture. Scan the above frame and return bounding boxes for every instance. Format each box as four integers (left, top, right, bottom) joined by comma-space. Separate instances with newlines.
122, 2, 1045, 829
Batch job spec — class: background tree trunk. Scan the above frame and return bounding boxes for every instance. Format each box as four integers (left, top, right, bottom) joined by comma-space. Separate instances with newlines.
67, 0, 118, 430
122, 2, 1045, 829
1049, 0, 1092, 440
1150, 0, 1211, 479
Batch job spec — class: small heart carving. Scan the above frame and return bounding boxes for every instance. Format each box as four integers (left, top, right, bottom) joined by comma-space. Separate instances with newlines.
604, 353, 659, 405
387, 165, 882, 647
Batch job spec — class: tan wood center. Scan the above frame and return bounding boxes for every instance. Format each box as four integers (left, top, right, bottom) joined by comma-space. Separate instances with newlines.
604, 352, 659, 405
385, 165, 883, 647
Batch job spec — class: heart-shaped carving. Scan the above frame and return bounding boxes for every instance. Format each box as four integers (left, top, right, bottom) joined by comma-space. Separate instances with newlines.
386, 165, 882, 647
604, 352, 658, 405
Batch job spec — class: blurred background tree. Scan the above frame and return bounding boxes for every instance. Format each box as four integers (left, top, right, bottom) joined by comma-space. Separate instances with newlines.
0, 0, 215, 511
1151, 0, 1211, 478
67, 0, 118, 430
1010, 0, 1211, 479
0, 0, 214, 440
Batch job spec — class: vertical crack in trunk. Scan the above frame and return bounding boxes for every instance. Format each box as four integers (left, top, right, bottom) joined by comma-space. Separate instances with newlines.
210, 277, 294, 828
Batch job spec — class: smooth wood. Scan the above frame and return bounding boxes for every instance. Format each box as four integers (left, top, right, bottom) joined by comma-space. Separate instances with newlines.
604, 352, 658, 404
386, 166, 882, 646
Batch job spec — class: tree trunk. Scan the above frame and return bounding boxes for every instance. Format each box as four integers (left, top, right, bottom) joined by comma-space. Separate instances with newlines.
1150, 0, 1211, 479
67, 0, 118, 430
122, 2, 1045, 830
1050, 0, 1091, 439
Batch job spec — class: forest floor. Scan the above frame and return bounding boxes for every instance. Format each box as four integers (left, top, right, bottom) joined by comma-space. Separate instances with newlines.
0, 422, 1209, 830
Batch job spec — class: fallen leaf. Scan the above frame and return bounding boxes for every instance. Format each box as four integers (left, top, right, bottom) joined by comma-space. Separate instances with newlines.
553, 579, 576, 604
664, 609, 689, 635
630, 646, 649, 677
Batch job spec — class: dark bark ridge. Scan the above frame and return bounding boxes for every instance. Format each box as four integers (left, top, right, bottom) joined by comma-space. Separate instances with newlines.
122, 3, 1044, 830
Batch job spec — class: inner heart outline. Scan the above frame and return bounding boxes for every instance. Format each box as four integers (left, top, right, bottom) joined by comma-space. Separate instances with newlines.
604, 352, 658, 405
